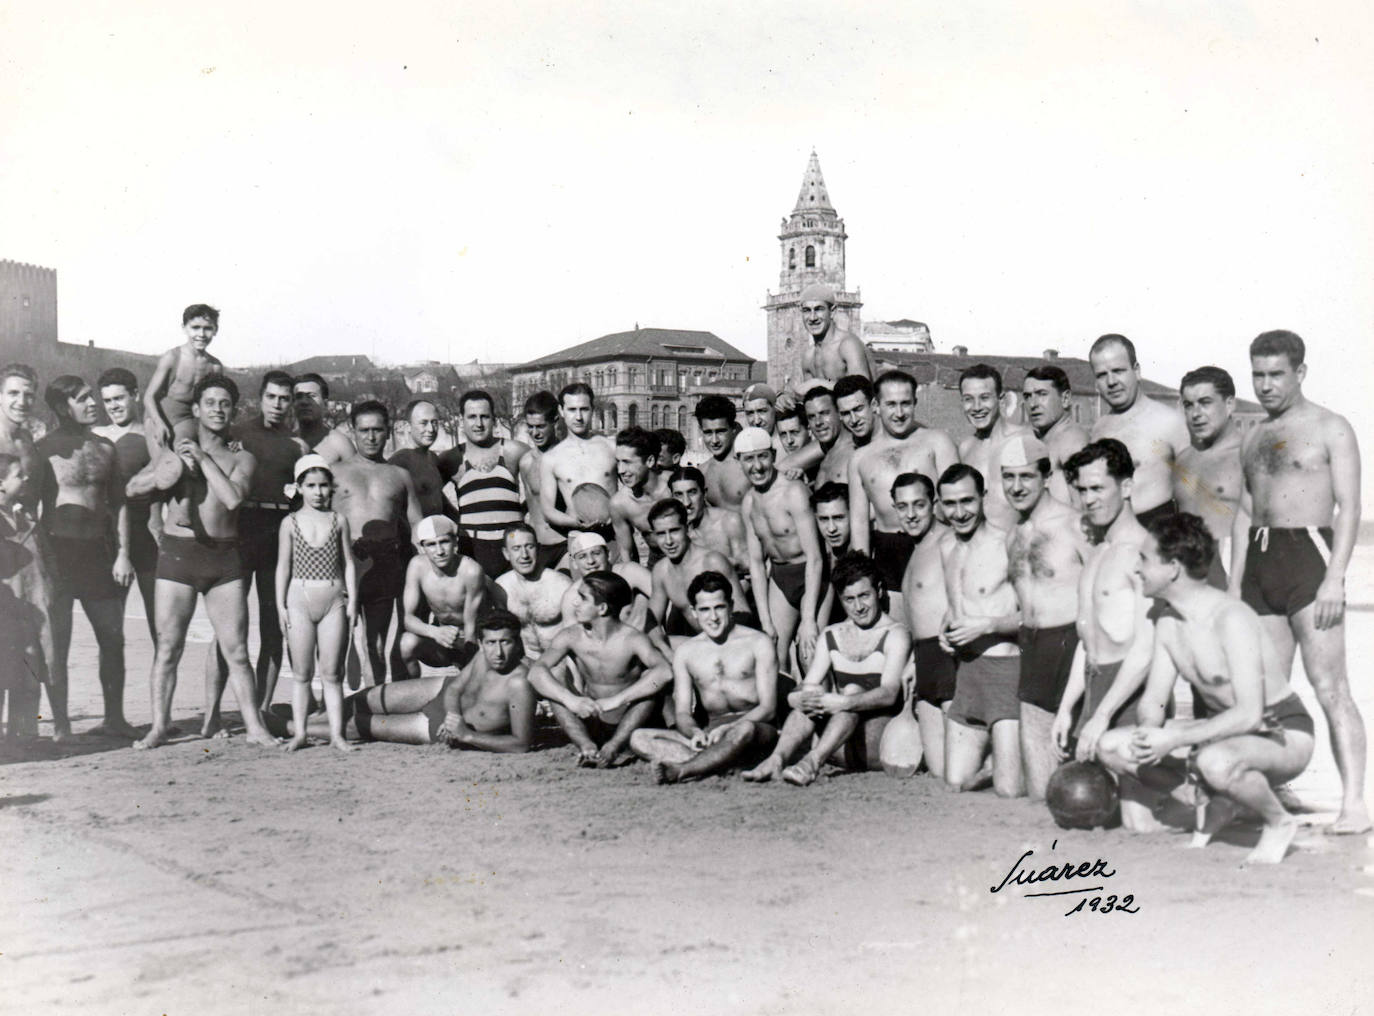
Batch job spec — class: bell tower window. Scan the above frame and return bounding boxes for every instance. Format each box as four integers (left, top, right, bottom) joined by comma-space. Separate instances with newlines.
805, 245, 815, 268
788, 248, 796, 270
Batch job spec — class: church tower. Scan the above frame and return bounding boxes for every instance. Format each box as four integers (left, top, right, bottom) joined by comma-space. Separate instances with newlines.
764, 151, 862, 389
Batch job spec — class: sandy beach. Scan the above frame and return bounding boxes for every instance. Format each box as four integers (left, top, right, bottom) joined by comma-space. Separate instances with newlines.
4, 548, 1373, 1015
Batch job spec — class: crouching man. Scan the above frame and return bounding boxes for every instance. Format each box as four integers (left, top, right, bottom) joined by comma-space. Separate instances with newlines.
744, 554, 910, 786
311, 609, 535, 751
526, 570, 671, 767
627, 571, 780, 783
1097, 514, 1315, 865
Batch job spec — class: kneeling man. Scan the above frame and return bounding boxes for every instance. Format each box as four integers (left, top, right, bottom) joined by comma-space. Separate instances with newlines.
1097, 514, 1314, 865
527, 571, 671, 767
319, 609, 535, 751
628, 572, 779, 783
744, 554, 910, 786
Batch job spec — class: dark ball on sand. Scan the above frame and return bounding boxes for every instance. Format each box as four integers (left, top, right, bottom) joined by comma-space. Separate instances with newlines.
1046, 761, 1118, 830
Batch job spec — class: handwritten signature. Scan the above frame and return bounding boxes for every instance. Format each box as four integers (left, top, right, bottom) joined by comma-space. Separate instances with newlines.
989, 839, 1140, 917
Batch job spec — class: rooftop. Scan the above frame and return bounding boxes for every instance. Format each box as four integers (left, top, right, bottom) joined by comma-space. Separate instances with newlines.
519, 327, 754, 370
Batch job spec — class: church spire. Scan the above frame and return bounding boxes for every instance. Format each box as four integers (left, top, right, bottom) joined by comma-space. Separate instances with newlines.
793, 150, 834, 213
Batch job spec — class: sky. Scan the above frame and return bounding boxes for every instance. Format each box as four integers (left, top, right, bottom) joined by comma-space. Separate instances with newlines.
3, 0, 1372, 465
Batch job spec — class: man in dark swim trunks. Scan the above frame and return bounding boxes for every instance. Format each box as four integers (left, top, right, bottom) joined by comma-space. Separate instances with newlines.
743, 555, 908, 785
1098, 513, 1314, 864
127, 374, 279, 749
1231, 330, 1368, 834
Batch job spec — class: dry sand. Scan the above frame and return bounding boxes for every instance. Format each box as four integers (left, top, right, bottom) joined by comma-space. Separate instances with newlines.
4, 550, 1374, 1015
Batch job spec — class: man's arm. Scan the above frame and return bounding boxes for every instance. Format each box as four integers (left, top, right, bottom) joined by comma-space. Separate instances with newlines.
840, 334, 873, 379
443, 670, 537, 753
647, 561, 671, 639
792, 486, 825, 666
720, 508, 751, 574
1133, 626, 1179, 730
142, 349, 177, 445
671, 649, 702, 741
611, 495, 637, 563
743, 496, 775, 637
399, 469, 423, 530
1317, 416, 1361, 629
192, 445, 254, 511
525, 632, 596, 714
106, 448, 133, 585
401, 559, 454, 646
539, 452, 580, 529
461, 561, 486, 644
929, 428, 959, 484
595, 632, 673, 712
702, 549, 749, 612
776, 441, 824, 476
847, 453, 872, 555
1077, 567, 1154, 761
1229, 474, 1252, 596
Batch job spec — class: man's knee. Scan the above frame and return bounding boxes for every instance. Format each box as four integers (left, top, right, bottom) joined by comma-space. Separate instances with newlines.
1096, 728, 1134, 772
1193, 744, 1244, 792
398, 632, 421, 658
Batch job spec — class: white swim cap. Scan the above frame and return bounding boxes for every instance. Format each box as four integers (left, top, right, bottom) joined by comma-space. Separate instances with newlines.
799, 282, 837, 306
733, 426, 774, 455
291, 454, 330, 482
415, 515, 458, 542
568, 531, 608, 555
1001, 435, 1052, 468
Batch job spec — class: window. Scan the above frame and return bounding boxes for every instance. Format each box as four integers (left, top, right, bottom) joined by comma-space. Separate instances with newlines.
627, 403, 638, 427
788, 248, 796, 270
708, 370, 718, 381
651, 404, 660, 428
805, 245, 815, 268
608, 404, 618, 430
677, 406, 687, 431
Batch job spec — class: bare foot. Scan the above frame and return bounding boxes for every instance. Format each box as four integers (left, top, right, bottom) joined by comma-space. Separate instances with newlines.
201, 715, 230, 739
742, 756, 783, 782
574, 748, 600, 768
330, 737, 356, 753
88, 719, 140, 739
1325, 805, 1373, 836
782, 756, 820, 787
246, 730, 283, 747
652, 761, 681, 785
284, 735, 309, 752
133, 727, 171, 751
51, 726, 75, 744
1244, 815, 1300, 865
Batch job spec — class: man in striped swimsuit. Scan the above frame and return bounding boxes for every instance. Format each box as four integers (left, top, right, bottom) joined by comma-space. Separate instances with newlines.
444, 389, 528, 581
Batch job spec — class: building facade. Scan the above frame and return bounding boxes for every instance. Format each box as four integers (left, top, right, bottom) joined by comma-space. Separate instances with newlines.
763, 152, 863, 391
510, 326, 758, 449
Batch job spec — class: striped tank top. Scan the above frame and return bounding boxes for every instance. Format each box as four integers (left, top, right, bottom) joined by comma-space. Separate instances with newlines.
290, 513, 343, 581
826, 628, 889, 694
449, 447, 523, 543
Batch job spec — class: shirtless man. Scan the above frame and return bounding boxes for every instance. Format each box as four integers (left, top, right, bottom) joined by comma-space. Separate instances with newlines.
206, 370, 306, 725
742, 382, 779, 437
694, 395, 750, 511
794, 283, 873, 396
957, 364, 1031, 531
388, 399, 449, 517
1021, 364, 1089, 504
647, 498, 748, 640
937, 464, 1023, 797
562, 531, 653, 631
324, 609, 535, 752
1231, 330, 1368, 834
813, 481, 852, 565
398, 515, 487, 678
1002, 435, 1089, 799
743, 555, 908, 785
527, 570, 671, 767
666, 466, 749, 577
443, 389, 529, 579
129, 374, 278, 749
538, 383, 618, 550
1051, 439, 1155, 764
895, 472, 955, 777
850, 370, 959, 612
1089, 334, 1189, 524
517, 391, 567, 569
142, 304, 223, 454
1098, 514, 1314, 863
802, 384, 855, 488
610, 426, 669, 564
774, 403, 812, 462
628, 571, 780, 783
1173, 366, 1243, 589
37, 376, 134, 740
331, 400, 422, 683
94, 368, 159, 639
495, 523, 573, 661
292, 373, 343, 454
0, 365, 44, 736
833, 375, 877, 450
737, 427, 827, 674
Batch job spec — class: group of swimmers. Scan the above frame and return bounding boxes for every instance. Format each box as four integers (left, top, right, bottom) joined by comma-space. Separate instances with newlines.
0, 292, 1365, 866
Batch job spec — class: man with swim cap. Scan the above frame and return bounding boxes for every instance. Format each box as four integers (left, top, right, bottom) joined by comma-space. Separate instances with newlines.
790, 283, 873, 402
742, 382, 780, 438
1231, 330, 1368, 834
399, 514, 488, 678
1002, 434, 1089, 799
737, 426, 827, 675
1089, 334, 1189, 524
1097, 513, 1314, 864
937, 464, 1024, 797
561, 530, 653, 631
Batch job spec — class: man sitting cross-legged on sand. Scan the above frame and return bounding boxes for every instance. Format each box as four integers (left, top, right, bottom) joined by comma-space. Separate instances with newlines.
526, 570, 671, 767
399, 515, 488, 679
1097, 514, 1315, 865
301, 609, 535, 752
627, 571, 781, 784
744, 554, 910, 786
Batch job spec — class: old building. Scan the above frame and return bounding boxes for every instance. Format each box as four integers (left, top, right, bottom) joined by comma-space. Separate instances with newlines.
511, 326, 758, 447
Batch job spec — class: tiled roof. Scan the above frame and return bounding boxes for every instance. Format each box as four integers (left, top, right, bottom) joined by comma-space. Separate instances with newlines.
520, 328, 754, 369
289, 354, 376, 374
